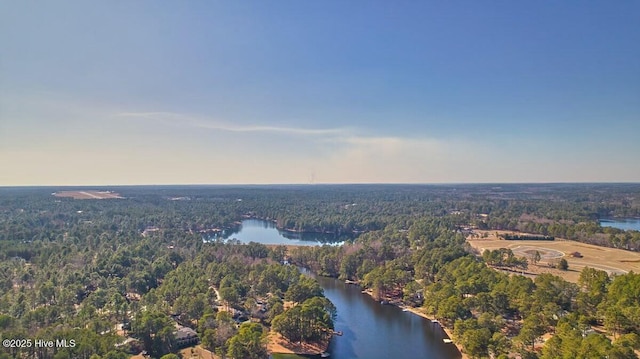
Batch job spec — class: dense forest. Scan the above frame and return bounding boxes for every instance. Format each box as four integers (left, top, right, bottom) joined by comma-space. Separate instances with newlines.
1, 184, 639, 358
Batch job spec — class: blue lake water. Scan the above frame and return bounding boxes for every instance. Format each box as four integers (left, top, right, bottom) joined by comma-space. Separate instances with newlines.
314, 274, 461, 359
599, 218, 640, 231
272, 273, 461, 359
207, 219, 354, 246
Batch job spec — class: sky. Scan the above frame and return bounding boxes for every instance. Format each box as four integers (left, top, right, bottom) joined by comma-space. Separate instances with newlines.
1, 1, 639, 185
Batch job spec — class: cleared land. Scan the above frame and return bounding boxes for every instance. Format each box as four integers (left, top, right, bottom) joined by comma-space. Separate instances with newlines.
53, 190, 123, 200
467, 230, 640, 283
266, 332, 327, 356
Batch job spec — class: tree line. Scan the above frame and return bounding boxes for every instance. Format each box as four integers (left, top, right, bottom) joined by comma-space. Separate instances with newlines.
1, 184, 639, 358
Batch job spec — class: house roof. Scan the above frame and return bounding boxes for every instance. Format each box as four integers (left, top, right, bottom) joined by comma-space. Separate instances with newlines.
175, 326, 198, 340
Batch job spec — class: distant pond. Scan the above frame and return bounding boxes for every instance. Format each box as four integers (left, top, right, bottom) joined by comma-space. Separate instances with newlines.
204, 219, 356, 246
599, 218, 640, 231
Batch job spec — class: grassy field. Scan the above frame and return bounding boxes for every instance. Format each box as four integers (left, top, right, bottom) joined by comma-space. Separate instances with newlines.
467, 230, 640, 283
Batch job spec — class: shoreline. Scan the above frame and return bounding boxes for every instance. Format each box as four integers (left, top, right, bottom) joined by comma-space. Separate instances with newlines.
400, 306, 468, 359
359, 288, 468, 359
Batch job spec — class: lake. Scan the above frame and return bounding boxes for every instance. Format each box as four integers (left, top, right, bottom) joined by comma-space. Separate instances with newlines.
230, 220, 460, 359
272, 272, 460, 359
272, 270, 461, 359
599, 218, 640, 231
313, 274, 462, 359
207, 219, 355, 246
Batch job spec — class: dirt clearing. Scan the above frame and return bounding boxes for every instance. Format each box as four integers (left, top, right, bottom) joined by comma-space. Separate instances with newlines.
53, 190, 124, 199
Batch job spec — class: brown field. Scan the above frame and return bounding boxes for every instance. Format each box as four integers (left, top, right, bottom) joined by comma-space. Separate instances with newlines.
467, 230, 640, 283
266, 331, 328, 356
53, 190, 124, 200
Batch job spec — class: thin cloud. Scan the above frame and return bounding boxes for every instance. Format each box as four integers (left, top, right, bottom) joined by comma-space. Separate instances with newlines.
332, 135, 443, 148
115, 111, 347, 136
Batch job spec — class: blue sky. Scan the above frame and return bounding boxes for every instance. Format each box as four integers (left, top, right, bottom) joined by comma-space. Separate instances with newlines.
1, 1, 639, 185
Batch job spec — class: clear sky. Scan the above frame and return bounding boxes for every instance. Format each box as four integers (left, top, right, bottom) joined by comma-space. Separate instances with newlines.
1, 1, 639, 185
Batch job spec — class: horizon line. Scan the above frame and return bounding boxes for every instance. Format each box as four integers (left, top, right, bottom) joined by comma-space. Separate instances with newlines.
2, 181, 640, 188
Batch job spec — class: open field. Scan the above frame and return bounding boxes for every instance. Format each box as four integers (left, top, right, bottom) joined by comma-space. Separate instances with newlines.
467, 230, 640, 283
53, 190, 124, 199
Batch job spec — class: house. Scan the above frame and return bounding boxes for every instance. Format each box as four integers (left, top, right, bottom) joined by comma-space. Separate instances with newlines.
174, 326, 199, 348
